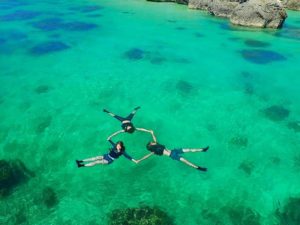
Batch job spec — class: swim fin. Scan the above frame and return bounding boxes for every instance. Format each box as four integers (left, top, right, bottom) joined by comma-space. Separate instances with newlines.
76, 160, 84, 168
202, 146, 209, 152
197, 166, 207, 172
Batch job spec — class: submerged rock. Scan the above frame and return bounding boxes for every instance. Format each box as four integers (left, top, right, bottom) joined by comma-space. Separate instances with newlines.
108, 206, 174, 225
263, 105, 290, 121
276, 197, 300, 225
188, 0, 212, 10
147, 0, 188, 4
42, 187, 58, 208
281, 0, 300, 10
240, 49, 286, 64
226, 205, 261, 225
244, 39, 270, 48
230, 0, 287, 28
287, 121, 300, 133
229, 136, 248, 147
239, 160, 254, 175
0, 160, 33, 197
208, 0, 241, 18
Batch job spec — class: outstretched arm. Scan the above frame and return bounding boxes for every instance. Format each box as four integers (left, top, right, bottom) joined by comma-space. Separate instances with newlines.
136, 152, 155, 163
103, 109, 116, 118
107, 130, 124, 141
136, 128, 157, 143
123, 152, 140, 164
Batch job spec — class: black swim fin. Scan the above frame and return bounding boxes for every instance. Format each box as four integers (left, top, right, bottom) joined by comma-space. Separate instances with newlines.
134, 106, 141, 110
197, 166, 207, 172
103, 109, 109, 113
76, 160, 84, 168
202, 146, 209, 152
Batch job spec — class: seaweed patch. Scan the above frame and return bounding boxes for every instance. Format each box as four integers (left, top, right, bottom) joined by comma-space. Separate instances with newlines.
263, 105, 290, 122
244, 39, 270, 48
123, 48, 145, 60
1, 10, 40, 21
240, 49, 286, 64
30, 41, 70, 55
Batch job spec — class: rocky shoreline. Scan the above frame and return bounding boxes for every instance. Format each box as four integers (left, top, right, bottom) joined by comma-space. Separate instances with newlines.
146, 0, 299, 29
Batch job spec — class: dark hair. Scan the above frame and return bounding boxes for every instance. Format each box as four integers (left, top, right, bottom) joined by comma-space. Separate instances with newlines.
117, 141, 125, 151
126, 125, 135, 133
146, 142, 155, 151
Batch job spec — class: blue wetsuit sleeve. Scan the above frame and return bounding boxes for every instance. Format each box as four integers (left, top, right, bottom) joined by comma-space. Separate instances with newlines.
123, 152, 133, 161
108, 139, 115, 147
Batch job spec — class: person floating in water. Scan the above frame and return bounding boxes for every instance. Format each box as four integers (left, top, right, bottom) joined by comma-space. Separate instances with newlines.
136, 132, 209, 171
103, 106, 154, 138
76, 138, 139, 168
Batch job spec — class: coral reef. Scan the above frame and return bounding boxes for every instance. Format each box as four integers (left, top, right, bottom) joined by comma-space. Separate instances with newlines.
0, 160, 33, 197
108, 206, 174, 225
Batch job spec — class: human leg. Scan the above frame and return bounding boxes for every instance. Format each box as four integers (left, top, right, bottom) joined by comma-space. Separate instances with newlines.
179, 157, 207, 171
125, 106, 140, 121
84, 159, 108, 167
103, 109, 126, 122
182, 146, 209, 153
81, 156, 103, 162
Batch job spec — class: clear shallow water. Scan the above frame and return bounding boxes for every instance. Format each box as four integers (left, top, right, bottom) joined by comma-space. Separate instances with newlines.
0, 0, 300, 224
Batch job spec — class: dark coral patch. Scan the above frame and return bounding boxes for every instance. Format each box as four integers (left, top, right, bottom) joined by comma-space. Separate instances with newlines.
276, 197, 300, 225
0, 30, 27, 41
176, 26, 186, 30
86, 14, 103, 18
244, 39, 270, 48
274, 28, 300, 41
239, 160, 254, 175
240, 49, 286, 64
229, 136, 248, 147
0, 0, 27, 10
34, 85, 51, 94
124, 48, 145, 60
0, 38, 6, 45
244, 82, 254, 95
109, 206, 174, 225
31, 18, 64, 31
287, 121, 300, 133
35, 116, 52, 134
150, 56, 166, 65
293, 154, 300, 168
68, 5, 103, 13
167, 19, 177, 23
1, 10, 40, 21
176, 80, 194, 94
226, 205, 260, 225
0, 160, 33, 197
62, 21, 98, 31
195, 32, 204, 37
42, 187, 58, 208
30, 41, 70, 55
263, 105, 290, 122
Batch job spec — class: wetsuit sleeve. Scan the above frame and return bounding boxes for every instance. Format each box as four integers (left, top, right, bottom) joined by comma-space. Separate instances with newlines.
108, 139, 115, 147
123, 152, 133, 161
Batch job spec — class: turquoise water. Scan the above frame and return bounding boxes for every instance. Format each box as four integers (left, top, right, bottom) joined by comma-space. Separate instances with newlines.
0, 0, 300, 224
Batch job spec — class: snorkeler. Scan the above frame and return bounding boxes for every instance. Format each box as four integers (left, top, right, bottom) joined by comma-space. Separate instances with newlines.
136, 132, 209, 171
103, 106, 154, 138
76, 138, 139, 167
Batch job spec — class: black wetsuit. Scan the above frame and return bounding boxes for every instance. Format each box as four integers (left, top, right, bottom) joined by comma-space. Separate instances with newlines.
104, 140, 132, 163
147, 143, 165, 156
104, 107, 140, 132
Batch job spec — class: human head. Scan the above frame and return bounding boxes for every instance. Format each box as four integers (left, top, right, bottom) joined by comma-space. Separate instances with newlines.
125, 125, 135, 133
116, 141, 125, 152
146, 141, 156, 151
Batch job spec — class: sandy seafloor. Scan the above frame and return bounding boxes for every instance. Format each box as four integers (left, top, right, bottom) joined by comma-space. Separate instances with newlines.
0, 0, 300, 224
